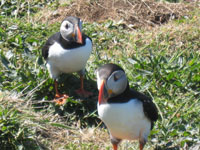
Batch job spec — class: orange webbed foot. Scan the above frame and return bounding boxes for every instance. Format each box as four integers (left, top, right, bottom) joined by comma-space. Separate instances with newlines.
53, 94, 69, 105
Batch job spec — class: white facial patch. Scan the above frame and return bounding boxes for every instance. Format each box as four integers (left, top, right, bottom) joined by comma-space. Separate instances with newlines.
60, 20, 74, 40
106, 70, 127, 96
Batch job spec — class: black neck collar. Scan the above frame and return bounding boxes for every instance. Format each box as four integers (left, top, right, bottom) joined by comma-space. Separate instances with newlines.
107, 85, 132, 103
59, 33, 87, 49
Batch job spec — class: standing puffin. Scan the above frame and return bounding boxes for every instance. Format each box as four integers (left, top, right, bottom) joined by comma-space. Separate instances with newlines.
42, 16, 92, 103
96, 63, 158, 150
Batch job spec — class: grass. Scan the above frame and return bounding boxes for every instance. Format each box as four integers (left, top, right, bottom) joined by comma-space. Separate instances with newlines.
0, 0, 200, 150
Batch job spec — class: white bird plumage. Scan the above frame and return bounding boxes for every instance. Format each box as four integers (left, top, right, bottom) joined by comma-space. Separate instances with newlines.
98, 99, 151, 141
46, 38, 92, 79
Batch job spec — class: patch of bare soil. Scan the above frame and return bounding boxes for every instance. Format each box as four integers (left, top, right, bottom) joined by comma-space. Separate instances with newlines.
39, 0, 198, 28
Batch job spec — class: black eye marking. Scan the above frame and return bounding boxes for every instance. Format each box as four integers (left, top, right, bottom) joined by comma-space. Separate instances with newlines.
65, 24, 69, 29
114, 74, 118, 81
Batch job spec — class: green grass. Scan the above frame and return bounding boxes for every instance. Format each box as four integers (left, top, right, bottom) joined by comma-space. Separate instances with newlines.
0, 0, 200, 150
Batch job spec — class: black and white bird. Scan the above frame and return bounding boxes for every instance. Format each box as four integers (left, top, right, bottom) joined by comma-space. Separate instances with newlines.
96, 63, 158, 150
42, 16, 92, 102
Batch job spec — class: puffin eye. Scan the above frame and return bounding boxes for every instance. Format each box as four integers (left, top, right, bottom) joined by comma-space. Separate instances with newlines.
65, 24, 69, 29
113, 71, 124, 81
114, 74, 118, 81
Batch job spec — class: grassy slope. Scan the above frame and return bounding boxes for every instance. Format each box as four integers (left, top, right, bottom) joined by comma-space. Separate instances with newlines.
0, 1, 200, 150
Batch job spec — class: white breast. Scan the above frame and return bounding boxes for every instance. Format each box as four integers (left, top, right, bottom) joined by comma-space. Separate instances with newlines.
46, 38, 92, 79
98, 99, 151, 141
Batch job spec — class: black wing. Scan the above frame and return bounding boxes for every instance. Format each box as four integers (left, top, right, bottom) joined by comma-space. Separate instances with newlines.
129, 89, 158, 129
42, 32, 60, 59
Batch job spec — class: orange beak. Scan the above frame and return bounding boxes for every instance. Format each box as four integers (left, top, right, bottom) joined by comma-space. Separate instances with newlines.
76, 26, 82, 44
98, 80, 108, 105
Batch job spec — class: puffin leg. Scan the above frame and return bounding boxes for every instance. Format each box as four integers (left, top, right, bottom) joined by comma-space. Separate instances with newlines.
75, 75, 93, 97
54, 80, 69, 104
139, 139, 146, 150
112, 143, 118, 150
111, 136, 121, 150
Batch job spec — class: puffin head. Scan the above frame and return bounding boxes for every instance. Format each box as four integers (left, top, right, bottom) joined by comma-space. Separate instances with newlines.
60, 16, 83, 44
96, 64, 128, 105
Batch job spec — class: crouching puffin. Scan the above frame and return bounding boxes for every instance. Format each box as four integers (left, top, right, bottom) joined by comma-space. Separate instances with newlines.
96, 63, 158, 150
42, 16, 93, 103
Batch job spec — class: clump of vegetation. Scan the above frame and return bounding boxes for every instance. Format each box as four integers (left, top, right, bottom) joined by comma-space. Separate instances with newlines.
0, 0, 56, 18
0, 94, 38, 150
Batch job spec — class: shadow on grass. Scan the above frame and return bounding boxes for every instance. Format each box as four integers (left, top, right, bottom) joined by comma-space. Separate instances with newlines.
155, 146, 180, 150
155, 141, 198, 150
33, 72, 101, 127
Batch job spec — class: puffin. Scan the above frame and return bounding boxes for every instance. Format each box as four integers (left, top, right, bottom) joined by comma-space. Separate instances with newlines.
96, 63, 158, 150
42, 16, 93, 103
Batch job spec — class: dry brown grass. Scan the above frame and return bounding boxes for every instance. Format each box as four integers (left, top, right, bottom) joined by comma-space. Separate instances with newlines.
126, 12, 200, 54
35, 0, 198, 28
